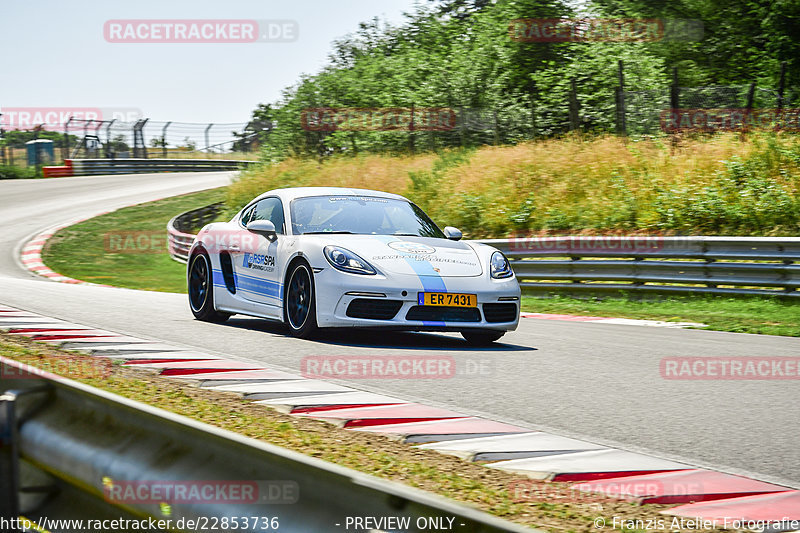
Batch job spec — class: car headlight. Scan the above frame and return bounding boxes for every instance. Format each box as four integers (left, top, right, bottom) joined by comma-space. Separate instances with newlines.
490, 251, 513, 279
324, 246, 376, 275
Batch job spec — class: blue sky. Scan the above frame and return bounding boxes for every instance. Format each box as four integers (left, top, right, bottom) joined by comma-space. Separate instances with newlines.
2, 0, 421, 124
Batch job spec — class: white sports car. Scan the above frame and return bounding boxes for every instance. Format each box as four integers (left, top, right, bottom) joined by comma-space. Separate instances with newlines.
187, 187, 520, 344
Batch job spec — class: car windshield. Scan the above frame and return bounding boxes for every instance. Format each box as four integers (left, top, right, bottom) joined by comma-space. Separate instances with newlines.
290, 195, 445, 238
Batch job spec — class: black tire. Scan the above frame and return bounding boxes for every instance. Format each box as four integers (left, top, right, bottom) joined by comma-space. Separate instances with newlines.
461, 330, 504, 345
188, 250, 230, 323
284, 261, 318, 339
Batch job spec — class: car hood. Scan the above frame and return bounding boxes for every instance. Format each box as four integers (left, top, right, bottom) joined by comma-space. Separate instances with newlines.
309, 235, 483, 277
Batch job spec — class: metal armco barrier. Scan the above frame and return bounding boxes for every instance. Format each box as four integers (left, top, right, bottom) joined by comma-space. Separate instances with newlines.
0, 357, 528, 533
168, 203, 225, 263
43, 158, 256, 177
167, 204, 800, 297
485, 235, 800, 298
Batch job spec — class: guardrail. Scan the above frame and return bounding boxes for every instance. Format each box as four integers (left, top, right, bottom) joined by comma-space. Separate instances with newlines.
43, 158, 257, 177
0, 356, 528, 532
167, 204, 800, 297
486, 235, 800, 298
168, 203, 225, 263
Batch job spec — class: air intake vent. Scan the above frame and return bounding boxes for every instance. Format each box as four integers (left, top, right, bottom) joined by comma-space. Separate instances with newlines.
482, 303, 518, 323
405, 306, 481, 322
346, 299, 402, 320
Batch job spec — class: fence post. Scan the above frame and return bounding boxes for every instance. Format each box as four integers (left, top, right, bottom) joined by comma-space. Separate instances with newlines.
105, 119, 115, 158
409, 104, 415, 154
670, 67, 679, 110
616, 60, 627, 135
33, 125, 41, 177
63, 116, 73, 161
745, 82, 756, 110
204, 123, 213, 158
670, 68, 679, 149
93, 120, 104, 158
133, 119, 149, 159
568, 78, 580, 132
162, 121, 171, 158
741, 82, 757, 140
777, 61, 787, 109
459, 106, 466, 147
493, 110, 499, 145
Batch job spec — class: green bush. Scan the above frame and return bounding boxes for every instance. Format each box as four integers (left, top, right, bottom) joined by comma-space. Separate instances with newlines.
0, 166, 35, 180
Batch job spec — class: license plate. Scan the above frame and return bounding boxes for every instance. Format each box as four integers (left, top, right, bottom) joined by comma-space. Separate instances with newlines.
418, 292, 477, 307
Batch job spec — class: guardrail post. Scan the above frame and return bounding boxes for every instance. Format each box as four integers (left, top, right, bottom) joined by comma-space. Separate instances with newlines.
0, 392, 21, 523
632, 256, 644, 286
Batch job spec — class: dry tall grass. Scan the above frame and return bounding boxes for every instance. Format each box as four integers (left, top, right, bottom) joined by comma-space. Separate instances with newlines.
228, 134, 800, 237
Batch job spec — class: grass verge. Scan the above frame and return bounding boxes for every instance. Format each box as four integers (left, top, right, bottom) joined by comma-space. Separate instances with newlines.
42, 188, 226, 292
0, 332, 695, 532
523, 294, 800, 337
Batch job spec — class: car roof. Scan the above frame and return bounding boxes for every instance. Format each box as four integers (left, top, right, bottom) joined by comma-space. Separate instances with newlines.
250, 187, 409, 204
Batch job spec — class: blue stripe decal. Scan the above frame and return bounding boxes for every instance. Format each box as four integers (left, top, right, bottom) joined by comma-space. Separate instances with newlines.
375, 236, 446, 326
213, 269, 282, 299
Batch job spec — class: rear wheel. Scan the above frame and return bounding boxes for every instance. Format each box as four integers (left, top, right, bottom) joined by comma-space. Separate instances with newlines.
461, 330, 504, 345
188, 250, 230, 323
284, 262, 318, 339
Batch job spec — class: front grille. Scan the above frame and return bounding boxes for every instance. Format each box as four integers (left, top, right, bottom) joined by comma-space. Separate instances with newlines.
346, 298, 402, 320
482, 303, 518, 323
405, 306, 481, 322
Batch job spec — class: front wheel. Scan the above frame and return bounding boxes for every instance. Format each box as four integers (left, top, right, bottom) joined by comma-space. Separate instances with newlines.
461, 331, 504, 345
284, 262, 318, 339
188, 250, 230, 323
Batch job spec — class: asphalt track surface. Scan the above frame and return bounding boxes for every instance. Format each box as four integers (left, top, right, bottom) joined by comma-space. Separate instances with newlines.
1, 172, 798, 488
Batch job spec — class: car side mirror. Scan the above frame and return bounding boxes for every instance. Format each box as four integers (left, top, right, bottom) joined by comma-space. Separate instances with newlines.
443, 226, 462, 241
246, 220, 278, 242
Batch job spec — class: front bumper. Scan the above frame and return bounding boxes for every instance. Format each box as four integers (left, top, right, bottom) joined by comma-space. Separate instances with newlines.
313, 268, 520, 331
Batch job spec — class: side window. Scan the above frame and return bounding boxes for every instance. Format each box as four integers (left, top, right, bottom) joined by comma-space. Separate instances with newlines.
250, 197, 285, 234
240, 205, 256, 226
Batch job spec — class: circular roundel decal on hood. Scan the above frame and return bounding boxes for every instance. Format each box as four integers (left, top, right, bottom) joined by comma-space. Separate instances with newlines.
388, 241, 436, 254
